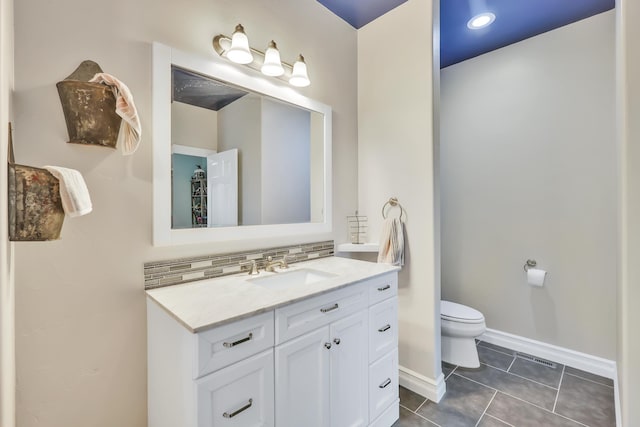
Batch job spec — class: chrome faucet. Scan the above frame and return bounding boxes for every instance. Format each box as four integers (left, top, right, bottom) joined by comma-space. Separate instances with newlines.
265, 255, 291, 272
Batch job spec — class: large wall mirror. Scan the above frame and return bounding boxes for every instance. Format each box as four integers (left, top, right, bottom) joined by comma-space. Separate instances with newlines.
152, 43, 332, 245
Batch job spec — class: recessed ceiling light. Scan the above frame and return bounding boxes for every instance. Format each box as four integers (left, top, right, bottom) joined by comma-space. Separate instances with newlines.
467, 12, 495, 30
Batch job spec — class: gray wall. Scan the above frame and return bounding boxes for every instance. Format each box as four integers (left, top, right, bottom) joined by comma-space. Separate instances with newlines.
261, 98, 311, 224
0, 0, 14, 424
617, 0, 640, 423
218, 96, 262, 225
172, 154, 206, 229
440, 11, 617, 359
12, 0, 358, 425
358, 0, 441, 394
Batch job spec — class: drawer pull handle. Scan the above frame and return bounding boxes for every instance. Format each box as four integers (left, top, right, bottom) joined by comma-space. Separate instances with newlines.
223, 398, 253, 418
320, 303, 339, 313
378, 324, 391, 333
223, 333, 253, 348
379, 378, 392, 389
377, 284, 391, 292
324, 342, 332, 349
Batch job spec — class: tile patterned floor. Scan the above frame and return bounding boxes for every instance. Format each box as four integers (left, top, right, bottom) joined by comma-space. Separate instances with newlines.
393, 340, 616, 427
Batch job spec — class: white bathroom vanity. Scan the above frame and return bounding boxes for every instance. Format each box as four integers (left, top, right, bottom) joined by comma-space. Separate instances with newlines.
146, 256, 400, 427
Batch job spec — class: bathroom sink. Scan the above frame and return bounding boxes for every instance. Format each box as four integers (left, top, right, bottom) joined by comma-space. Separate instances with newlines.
248, 268, 337, 289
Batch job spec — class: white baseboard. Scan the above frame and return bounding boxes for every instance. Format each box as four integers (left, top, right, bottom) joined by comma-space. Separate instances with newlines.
399, 365, 446, 403
481, 328, 617, 380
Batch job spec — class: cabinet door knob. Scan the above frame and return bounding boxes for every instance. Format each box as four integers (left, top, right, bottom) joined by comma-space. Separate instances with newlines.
333, 338, 341, 345
324, 342, 332, 349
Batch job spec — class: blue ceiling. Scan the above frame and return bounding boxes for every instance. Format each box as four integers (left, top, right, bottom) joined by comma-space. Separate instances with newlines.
317, 0, 408, 29
316, 0, 615, 68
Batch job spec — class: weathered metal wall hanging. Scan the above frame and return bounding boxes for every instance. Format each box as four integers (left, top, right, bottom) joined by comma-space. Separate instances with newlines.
56, 60, 122, 148
7, 123, 65, 241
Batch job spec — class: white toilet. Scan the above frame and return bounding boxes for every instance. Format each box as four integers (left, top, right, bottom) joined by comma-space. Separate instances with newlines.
441, 300, 486, 368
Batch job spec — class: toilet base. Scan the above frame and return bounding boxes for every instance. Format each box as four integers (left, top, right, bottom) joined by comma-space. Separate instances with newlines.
441, 335, 480, 368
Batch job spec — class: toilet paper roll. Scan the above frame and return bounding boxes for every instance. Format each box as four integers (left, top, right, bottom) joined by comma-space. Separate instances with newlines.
527, 268, 547, 287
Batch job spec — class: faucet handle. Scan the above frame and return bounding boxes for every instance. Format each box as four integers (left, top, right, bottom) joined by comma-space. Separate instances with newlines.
241, 260, 259, 275
282, 254, 291, 269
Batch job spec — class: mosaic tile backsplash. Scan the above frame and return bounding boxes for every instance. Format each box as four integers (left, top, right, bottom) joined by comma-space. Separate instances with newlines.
144, 240, 335, 290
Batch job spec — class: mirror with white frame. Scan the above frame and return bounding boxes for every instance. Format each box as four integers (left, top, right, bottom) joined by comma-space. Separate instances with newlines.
152, 43, 332, 245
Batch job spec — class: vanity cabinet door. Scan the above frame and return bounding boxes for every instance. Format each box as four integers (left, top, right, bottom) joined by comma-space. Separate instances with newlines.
330, 311, 369, 427
196, 349, 274, 427
275, 327, 331, 427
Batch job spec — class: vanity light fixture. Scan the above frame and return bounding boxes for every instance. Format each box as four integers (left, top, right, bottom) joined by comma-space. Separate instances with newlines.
226, 24, 253, 64
289, 55, 310, 88
261, 40, 285, 76
213, 24, 311, 87
467, 12, 495, 30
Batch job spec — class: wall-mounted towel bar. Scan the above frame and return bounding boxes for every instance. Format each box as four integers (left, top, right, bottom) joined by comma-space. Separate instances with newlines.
381, 197, 405, 221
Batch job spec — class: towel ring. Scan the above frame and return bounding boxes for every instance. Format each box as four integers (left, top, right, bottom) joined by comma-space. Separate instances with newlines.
382, 197, 405, 221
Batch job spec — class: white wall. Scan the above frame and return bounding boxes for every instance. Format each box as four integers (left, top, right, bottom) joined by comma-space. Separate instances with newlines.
0, 0, 14, 424
218, 95, 262, 225
617, 0, 640, 424
358, 0, 442, 398
440, 12, 617, 359
171, 101, 217, 151
12, 0, 358, 425
261, 98, 311, 224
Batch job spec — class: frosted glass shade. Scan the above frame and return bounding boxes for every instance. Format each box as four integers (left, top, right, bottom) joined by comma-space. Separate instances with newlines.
227, 24, 253, 64
289, 55, 310, 87
261, 41, 284, 77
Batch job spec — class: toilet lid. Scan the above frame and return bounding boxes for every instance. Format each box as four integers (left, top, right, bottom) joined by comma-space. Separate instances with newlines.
441, 301, 484, 323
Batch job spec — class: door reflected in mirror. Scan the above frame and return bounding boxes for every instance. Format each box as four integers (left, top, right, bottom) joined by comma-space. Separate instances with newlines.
170, 66, 324, 229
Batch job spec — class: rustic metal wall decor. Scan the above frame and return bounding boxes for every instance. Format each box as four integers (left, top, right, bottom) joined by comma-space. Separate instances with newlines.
7, 123, 65, 241
56, 60, 122, 148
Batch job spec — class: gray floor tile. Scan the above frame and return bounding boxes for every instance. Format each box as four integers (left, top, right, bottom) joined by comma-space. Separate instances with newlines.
443, 361, 456, 378
477, 414, 512, 426
508, 357, 564, 388
477, 341, 516, 356
455, 364, 557, 410
416, 373, 495, 427
400, 386, 427, 412
564, 366, 614, 387
486, 392, 583, 427
555, 372, 616, 427
393, 406, 438, 427
478, 345, 515, 370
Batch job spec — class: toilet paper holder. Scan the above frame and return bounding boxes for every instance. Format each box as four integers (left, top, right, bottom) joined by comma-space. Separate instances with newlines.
523, 259, 537, 272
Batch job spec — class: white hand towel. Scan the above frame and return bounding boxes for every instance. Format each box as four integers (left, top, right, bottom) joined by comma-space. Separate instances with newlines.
89, 73, 141, 155
377, 217, 405, 267
43, 166, 93, 217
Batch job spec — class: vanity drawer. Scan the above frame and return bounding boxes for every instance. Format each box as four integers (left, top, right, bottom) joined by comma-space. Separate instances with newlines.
196, 349, 274, 427
369, 297, 398, 362
369, 349, 398, 422
275, 282, 368, 344
368, 273, 398, 306
195, 311, 274, 379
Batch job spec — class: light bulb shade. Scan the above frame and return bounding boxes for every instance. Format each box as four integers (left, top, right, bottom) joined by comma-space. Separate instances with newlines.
289, 55, 310, 87
261, 41, 284, 77
226, 24, 253, 64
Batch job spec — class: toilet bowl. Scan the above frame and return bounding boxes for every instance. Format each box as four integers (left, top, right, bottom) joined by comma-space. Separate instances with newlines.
441, 300, 486, 368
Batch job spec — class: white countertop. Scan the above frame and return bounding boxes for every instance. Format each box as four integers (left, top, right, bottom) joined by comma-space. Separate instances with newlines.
146, 256, 399, 333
